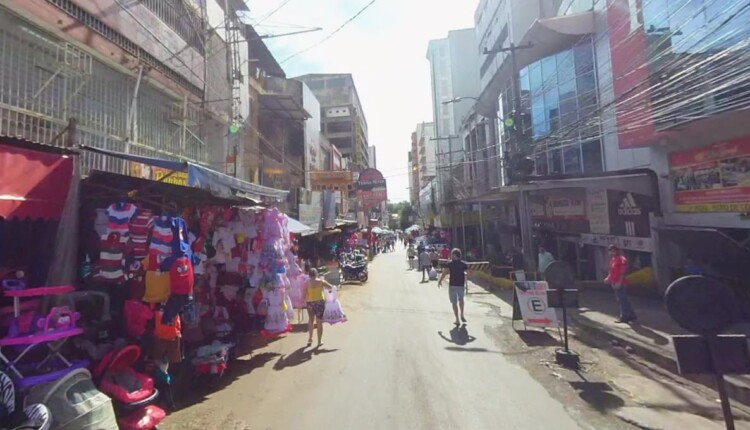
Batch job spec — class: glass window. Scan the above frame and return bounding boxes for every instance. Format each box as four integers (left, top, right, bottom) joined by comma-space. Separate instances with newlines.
531, 96, 547, 139
669, 0, 706, 54
563, 146, 582, 174
643, 0, 670, 34
582, 140, 603, 173
541, 56, 558, 90
549, 148, 563, 174
574, 42, 594, 75
544, 88, 560, 134
529, 62, 542, 95
535, 152, 549, 175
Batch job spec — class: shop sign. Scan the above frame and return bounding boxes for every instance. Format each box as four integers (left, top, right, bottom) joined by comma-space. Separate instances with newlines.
608, 190, 653, 238
310, 171, 353, 188
546, 196, 586, 218
129, 162, 188, 187
670, 137, 750, 213
580, 233, 654, 253
356, 168, 387, 208
586, 188, 610, 234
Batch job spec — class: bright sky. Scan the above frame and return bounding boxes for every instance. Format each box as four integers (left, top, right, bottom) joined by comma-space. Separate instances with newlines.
252, 0, 478, 203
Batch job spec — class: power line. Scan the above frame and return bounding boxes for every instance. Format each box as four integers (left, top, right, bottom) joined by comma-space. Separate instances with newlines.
280, 0, 379, 64
254, 0, 295, 25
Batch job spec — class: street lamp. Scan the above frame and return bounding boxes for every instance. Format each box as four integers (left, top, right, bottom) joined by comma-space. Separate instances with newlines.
442, 96, 479, 105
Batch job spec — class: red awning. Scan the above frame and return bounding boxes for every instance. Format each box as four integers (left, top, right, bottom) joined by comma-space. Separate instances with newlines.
0, 142, 74, 220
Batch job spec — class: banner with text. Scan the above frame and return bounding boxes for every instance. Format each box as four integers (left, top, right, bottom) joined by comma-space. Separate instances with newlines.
670, 137, 750, 213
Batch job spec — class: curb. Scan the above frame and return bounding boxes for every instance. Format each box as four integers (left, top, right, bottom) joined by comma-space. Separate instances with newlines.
572, 315, 750, 408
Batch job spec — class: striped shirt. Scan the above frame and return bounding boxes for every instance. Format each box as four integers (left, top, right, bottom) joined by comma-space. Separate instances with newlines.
99, 232, 126, 282
106, 203, 137, 238
129, 208, 153, 259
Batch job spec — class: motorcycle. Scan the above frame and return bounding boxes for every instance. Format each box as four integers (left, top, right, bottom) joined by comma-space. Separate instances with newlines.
339, 256, 368, 283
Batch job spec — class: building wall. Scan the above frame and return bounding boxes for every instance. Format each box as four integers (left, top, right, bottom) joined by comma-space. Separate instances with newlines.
416, 122, 436, 188
368, 146, 377, 169
295, 74, 370, 171
0, 1, 229, 175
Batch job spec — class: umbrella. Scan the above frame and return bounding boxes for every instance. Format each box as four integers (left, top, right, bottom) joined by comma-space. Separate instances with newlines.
372, 227, 384, 234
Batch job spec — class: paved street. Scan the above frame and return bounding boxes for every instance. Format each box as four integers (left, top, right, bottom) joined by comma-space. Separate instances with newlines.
161, 249, 639, 430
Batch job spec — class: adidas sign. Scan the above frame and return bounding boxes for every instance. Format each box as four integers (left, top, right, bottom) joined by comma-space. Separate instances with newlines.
618, 193, 642, 216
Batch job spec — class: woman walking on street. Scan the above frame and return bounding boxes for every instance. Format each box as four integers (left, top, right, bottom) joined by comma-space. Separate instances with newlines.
305, 268, 332, 347
407, 243, 416, 270
438, 248, 469, 325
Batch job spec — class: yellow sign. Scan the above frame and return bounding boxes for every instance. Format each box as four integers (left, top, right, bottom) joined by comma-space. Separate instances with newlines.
675, 202, 750, 213
130, 162, 188, 187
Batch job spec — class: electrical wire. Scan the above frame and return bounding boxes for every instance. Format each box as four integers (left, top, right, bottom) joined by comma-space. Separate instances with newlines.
280, 0, 379, 64
253, 0, 295, 25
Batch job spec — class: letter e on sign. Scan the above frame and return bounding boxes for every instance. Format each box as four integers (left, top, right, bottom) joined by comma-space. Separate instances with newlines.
529, 297, 545, 313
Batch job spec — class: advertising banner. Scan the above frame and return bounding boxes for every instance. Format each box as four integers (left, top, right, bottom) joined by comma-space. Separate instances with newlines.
356, 168, 387, 208
130, 162, 188, 187
586, 188, 610, 234
670, 137, 750, 213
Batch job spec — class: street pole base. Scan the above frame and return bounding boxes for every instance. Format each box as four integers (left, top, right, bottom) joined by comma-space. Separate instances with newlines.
555, 348, 580, 369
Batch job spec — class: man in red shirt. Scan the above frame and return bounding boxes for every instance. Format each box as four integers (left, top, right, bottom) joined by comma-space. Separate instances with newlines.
439, 245, 451, 260
604, 245, 637, 323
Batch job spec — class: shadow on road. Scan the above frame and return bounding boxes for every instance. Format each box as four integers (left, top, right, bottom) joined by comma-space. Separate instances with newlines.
569, 378, 626, 413
173, 351, 280, 410
444, 346, 499, 353
438, 325, 476, 345
273, 346, 339, 371
631, 322, 670, 346
516, 330, 561, 347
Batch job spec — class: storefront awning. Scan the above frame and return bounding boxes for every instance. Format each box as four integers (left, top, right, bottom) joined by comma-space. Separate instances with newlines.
525, 170, 657, 197
656, 225, 750, 275
287, 217, 316, 236
0, 141, 74, 220
259, 93, 310, 121
477, 11, 595, 117
80, 146, 288, 203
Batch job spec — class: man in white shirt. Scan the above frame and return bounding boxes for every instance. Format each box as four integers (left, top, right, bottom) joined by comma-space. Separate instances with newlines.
537, 245, 555, 280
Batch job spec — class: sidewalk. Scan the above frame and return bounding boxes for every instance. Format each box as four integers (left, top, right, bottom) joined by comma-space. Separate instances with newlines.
572, 288, 750, 406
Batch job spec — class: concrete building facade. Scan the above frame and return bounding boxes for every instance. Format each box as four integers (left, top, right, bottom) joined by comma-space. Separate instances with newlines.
294, 74, 370, 171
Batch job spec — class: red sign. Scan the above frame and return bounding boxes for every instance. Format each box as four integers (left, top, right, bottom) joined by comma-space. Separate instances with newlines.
356, 168, 387, 208
670, 137, 750, 212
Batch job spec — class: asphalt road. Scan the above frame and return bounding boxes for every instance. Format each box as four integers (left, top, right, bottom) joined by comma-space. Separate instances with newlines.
162, 249, 586, 430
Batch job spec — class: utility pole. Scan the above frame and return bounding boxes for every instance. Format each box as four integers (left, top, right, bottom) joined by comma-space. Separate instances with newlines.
483, 42, 535, 270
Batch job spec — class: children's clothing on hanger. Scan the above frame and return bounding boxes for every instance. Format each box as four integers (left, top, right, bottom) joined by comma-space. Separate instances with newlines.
129, 208, 154, 259
322, 286, 347, 325
98, 232, 126, 283
106, 202, 138, 239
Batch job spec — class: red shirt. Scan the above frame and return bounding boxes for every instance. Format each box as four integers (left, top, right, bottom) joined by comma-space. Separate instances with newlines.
169, 256, 194, 295
440, 248, 450, 259
607, 255, 628, 285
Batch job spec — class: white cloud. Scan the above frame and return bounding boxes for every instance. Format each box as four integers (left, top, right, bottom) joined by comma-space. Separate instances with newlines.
255, 0, 478, 202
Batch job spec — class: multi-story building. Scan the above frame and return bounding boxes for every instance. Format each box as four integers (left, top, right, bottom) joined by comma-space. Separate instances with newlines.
409, 132, 420, 206
465, 0, 750, 293
426, 29, 481, 211
294, 74, 370, 171
416, 122, 436, 189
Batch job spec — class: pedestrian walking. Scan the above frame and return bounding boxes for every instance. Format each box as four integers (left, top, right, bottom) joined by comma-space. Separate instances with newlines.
419, 248, 432, 282
438, 248, 469, 325
305, 268, 332, 347
407, 244, 416, 269
537, 245, 555, 280
604, 245, 637, 323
